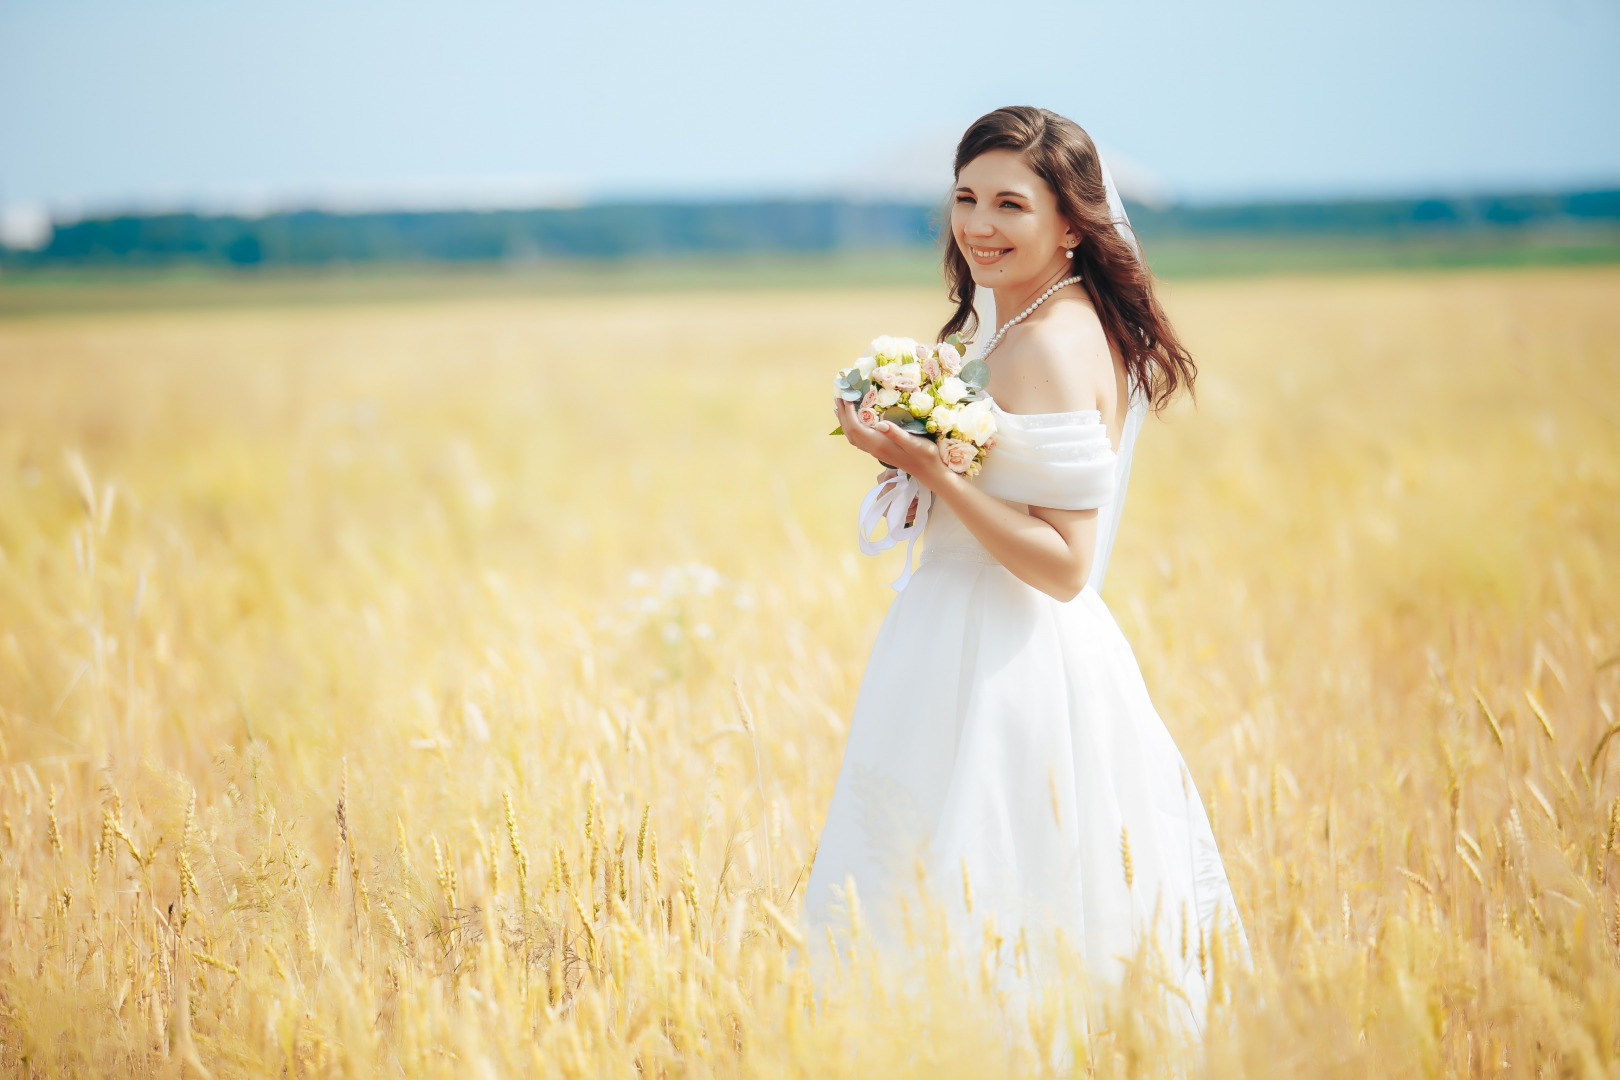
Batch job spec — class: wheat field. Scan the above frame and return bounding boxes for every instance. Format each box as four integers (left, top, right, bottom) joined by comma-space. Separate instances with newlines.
0, 266, 1617, 1077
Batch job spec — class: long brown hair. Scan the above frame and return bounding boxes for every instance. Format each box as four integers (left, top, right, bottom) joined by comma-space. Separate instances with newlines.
941, 106, 1195, 413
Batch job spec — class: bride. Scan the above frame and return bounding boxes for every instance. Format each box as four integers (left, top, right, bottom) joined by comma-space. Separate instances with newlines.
808, 106, 1247, 1028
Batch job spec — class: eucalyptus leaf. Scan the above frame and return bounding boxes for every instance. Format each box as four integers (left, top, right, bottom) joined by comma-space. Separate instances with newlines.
882, 406, 912, 425
901, 419, 929, 435
960, 359, 990, 389
944, 332, 965, 351
840, 387, 864, 402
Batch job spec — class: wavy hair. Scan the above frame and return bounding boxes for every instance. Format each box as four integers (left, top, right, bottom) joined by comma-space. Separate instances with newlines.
941, 106, 1195, 413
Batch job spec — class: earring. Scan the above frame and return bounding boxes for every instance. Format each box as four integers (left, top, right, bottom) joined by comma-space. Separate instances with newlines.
1064, 245, 1075, 259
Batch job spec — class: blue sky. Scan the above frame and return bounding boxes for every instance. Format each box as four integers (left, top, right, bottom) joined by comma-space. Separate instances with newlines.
2, 0, 1617, 218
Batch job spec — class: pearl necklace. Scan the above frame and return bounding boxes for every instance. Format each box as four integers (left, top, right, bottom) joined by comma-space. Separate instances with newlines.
978, 275, 1083, 360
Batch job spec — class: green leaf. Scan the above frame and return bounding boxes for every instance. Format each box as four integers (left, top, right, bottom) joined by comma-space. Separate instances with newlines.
959, 359, 990, 389
830, 425, 844, 435
901, 419, 929, 435
835, 373, 871, 400
944, 332, 965, 350
882, 406, 912, 425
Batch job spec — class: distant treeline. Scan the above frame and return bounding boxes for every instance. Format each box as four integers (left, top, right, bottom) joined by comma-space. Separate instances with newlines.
6, 189, 1618, 268
1131, 189, 1620, 236
7, 202, 935, 268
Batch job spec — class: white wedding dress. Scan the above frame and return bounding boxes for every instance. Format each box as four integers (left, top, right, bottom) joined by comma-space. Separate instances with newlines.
803, 384, 1247, 1031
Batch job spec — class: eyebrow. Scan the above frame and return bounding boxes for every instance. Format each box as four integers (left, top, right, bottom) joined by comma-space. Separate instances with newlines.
955, 187, 1032, 199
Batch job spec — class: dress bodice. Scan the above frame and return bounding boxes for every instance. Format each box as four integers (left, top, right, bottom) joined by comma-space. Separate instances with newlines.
976, 401, 1119, 509
922, 393, 1149, 593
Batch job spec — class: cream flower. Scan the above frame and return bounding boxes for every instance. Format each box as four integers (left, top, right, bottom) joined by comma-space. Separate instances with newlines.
936, 375, 968, 404
937, 342, 963, 375
870, 335, 918, 364
855, 354, 878, 380
907, 389, 934, 417
938, 437, 977, 474
873, 386, 902, 409
954, 400, 997, 444
930, 404, 960, 433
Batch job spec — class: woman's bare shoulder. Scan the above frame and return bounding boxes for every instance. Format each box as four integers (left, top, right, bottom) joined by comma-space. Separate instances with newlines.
995, 298, 1112, 414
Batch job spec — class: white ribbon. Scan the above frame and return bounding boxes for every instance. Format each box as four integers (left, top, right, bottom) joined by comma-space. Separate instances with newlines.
857, 468, 933, 592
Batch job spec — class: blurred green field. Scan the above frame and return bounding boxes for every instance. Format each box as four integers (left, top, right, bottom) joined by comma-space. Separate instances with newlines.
0, 265, 1617, 1076
3, 224, 1617, 319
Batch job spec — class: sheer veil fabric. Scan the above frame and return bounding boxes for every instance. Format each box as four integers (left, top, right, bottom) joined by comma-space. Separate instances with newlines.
802, 155, 1248, 1033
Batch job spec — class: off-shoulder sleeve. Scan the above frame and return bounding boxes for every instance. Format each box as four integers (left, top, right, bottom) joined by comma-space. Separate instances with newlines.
973, 413, 1117, 511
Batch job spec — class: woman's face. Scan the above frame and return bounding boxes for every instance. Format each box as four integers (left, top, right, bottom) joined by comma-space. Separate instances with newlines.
950, 148, 1077, 294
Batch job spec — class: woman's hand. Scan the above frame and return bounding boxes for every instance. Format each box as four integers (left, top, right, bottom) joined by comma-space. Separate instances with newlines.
833, 398, 951, 488
832, 397, 1088, 600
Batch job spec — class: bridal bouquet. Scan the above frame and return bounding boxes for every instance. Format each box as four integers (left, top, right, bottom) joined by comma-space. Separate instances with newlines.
831, 334, 997, 476
831, 334, 998, 591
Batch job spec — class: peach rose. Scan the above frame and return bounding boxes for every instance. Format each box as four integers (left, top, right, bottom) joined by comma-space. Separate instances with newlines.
887, 362, 923, 393
937, 342, 963, 375
938, 437, 977, 473
921, 350, 941, 381
857, 386, 881, 427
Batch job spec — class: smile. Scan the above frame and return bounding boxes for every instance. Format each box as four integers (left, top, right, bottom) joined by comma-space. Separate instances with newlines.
969, 245, 1012, 262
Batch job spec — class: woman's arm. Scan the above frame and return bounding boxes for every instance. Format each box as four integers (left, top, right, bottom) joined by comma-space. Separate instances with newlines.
834, 397, 1098, 602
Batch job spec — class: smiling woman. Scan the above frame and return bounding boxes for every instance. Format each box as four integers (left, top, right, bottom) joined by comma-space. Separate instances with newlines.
809, 106, 1248, 1042
943, 109, 1196, 417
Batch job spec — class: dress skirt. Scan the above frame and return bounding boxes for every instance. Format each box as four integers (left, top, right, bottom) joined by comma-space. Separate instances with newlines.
802, 503, 1246, 1029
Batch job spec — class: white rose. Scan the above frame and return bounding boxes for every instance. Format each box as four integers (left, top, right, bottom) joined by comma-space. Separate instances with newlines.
955, 401, 998, 444
930, 404, 960, 432
869, 335, 918, 364
907, 389, 934, 417
936, 375, 968, 404
874, 386, 902, 408
855, 354, 878, 380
